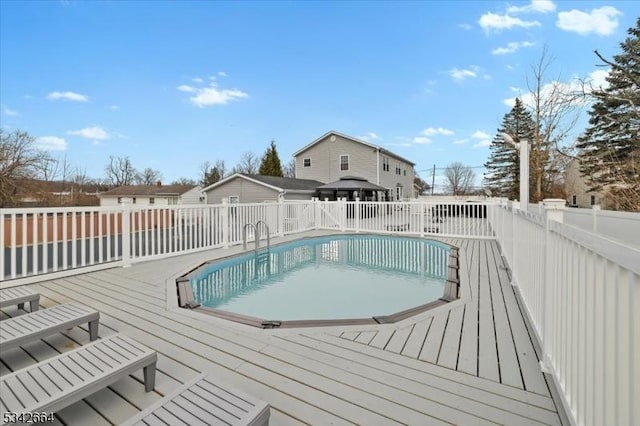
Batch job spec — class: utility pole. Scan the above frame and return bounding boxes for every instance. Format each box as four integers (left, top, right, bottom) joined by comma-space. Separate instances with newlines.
431, 164, 436, 195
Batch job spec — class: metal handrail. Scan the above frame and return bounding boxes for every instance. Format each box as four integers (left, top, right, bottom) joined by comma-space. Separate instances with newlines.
242, 223, 258, 250
255, 220, 270, 251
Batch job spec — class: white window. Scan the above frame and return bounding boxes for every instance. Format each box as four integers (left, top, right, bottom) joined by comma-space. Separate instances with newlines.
229, 195, 240, 204
396, 161, 401, 175
340, 155, 349, 171
571, 195, 577, 206
396, 186, 403, 200
303, 158, 311, 167
403, 168, 406, 176
168, 197, 177, 205
117, 197, 122, 204
132, 197, 137, 204
383, 156, 389, 172
149, 197, 155, 205
590, 195, 596, 206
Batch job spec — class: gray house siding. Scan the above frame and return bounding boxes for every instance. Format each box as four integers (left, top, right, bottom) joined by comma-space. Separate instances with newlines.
295, 133, 416, 199
283, 192, 314, 201
178, 186, 204, 205
205, 177, 280, 204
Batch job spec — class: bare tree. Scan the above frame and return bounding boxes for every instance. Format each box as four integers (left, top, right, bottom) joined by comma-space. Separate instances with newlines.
444, 162, 476, 196
235, 152, 259, 174
136, 167, 162, 185
172, 177, 197, 185
0, 129, 51, 207
283, 158, 296, 178
525, 46, 584, 201
104, 155, 137, 186
213, 160, 226, 179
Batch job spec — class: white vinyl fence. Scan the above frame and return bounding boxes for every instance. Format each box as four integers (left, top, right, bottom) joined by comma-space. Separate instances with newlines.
1, 199, 494, 284
492, 199, 639, 426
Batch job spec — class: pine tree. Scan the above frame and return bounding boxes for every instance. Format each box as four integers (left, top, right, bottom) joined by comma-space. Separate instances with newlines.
484, 98, 537, 200
258, 140, 284, 177
576, 18, 640, 211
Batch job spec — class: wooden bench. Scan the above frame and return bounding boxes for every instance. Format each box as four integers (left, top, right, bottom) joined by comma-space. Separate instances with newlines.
121, 373, 270, 426
0, 287, 39, 313
0, 303, 99, 352
0, 334, 157, 424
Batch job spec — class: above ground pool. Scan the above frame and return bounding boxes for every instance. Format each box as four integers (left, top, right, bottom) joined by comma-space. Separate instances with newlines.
178, 234, 458, 327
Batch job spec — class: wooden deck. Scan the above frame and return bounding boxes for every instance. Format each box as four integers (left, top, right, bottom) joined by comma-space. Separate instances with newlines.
0, 231, 566, 425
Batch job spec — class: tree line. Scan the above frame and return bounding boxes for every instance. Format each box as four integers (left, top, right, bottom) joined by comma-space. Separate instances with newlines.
484, 19, 639, 211
0, 132, 293, 207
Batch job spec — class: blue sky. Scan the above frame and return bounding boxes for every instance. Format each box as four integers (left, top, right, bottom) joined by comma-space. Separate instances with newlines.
1, 1, 638, 188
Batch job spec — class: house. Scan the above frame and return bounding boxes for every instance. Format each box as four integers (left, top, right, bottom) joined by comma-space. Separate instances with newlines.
564, 158, 602, 208
99, 183, 203, 207
202, 174, 324, 204
293, 131, 416, 200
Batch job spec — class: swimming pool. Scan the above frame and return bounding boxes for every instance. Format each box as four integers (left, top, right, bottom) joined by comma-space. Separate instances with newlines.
180, 234, 458, 327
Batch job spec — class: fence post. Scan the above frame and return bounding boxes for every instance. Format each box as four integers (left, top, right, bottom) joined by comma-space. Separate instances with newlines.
278, 196, 285, 237
221, 198, 229, 249
313, 198, 320, 230
511, 200, 520, 286
355, 198, 360, 233
541, 198, 566, 372
420, 201, 425, 237
341, 198, 347, 232
592, 204, 600, 233
121, 201, 131, 267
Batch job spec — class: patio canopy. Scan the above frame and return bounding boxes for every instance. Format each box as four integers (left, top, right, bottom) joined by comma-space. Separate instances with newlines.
316, 176, 387, 192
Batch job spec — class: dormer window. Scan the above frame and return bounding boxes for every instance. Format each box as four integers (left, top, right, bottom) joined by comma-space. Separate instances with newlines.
303, 158, 311, 167
340, 155, 349, 171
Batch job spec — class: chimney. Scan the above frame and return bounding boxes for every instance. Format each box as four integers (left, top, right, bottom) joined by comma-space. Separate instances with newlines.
156, 180, 162, 187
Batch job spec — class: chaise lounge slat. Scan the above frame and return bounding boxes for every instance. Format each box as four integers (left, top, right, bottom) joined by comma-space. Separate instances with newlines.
121, 373, 270, 426
0, 334, 157, 425
0, 287, 39, 313
0, 303, 99, 352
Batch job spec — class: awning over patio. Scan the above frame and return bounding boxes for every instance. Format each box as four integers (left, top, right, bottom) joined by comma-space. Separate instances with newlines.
315, 176, 387, 202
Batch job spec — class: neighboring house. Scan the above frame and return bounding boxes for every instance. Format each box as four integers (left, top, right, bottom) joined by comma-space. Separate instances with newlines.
99, 183, 203, 207
293, 131, 416, 200
202, 174, 324, 204
564, 158, 603, 208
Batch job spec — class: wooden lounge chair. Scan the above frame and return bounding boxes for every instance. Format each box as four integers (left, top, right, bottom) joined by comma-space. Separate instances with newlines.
0, 303, 99, 352
0, 334, 157, 424
0, 287, 39, 313
121, 372, 270, 426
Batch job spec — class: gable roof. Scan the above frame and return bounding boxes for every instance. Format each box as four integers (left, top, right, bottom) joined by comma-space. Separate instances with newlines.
100, 184, 198, 197
201, 173, 324, 193
292, 130, 416, 166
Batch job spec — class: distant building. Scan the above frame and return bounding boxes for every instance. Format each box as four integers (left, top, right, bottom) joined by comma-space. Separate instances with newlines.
564, 159, 603, 208
293, 131, 416, 200
202, 174, 323, 204
99, 183, 203, 206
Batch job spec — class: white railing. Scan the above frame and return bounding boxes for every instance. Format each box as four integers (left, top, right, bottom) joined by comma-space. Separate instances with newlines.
492, 199, 639, 426
1, 199, 495, 284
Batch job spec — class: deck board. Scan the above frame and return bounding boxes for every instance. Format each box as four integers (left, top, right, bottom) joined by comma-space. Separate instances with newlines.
0, 232, 561, 425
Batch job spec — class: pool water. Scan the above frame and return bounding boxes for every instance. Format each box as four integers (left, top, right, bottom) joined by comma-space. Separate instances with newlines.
188, 235, 450, 321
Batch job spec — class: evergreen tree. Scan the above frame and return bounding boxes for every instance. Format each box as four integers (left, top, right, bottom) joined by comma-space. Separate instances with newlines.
258, 140, 284, 177
483, 98, 536, 200
576, 18, 640, 211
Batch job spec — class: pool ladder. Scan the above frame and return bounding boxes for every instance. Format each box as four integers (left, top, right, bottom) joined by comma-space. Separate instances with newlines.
243, 221, 271, 264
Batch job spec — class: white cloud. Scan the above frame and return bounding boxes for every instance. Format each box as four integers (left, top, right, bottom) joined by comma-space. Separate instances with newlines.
458, 23, 472, 30
46, 91, 89, 102
556, 6, 621, 36
507, 0, 556, 15
478, 12, 541, 32
106, 105, 119, 111
386, 142, 413, 147
449, 68, 477, 80
471, 130, 492, 148
452, 139, 468, 145
192, 77, 204, 83
588, 69, 609, 90
178, 81, 248, 107
491, 41, 534, 55
421, 127, 455, 136
68, 126, 109, 140
412, 136, 432, 145
218, 71, 228, 77
36, 136, 68, 151
358, 132, 379, 141
1, 105, 18, 116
